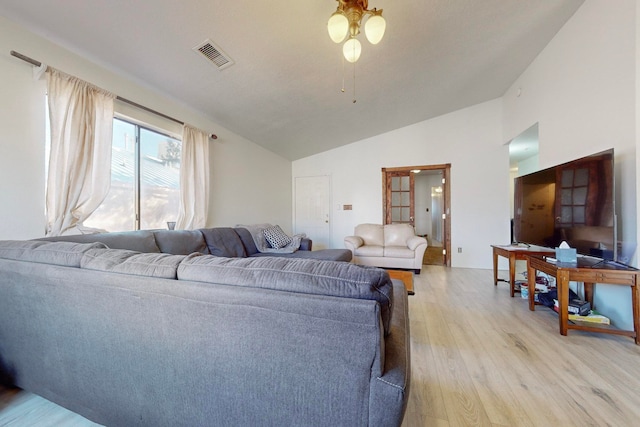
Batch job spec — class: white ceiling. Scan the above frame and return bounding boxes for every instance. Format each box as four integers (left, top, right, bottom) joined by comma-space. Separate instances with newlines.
0, 0, 584, 160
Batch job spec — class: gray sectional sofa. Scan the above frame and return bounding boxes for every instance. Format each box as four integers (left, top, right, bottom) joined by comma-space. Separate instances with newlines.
0, 231, 409, 426
36, 226, 353, 262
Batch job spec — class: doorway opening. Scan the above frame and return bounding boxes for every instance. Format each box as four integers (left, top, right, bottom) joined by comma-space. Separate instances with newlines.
382, 164, 451, 266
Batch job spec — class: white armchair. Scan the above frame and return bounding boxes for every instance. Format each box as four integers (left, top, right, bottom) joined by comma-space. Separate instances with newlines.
344, 223, 428, 274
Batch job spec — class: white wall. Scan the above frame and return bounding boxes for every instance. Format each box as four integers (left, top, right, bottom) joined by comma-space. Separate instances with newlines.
502, 0, 637, 330
293, 99, 509, 269
0, 16, 293, 239
0, 37, 46, 239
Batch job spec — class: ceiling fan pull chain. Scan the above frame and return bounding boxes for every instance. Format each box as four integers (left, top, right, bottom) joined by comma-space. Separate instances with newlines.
353, 59, 356, 103
341, 53, 346, 93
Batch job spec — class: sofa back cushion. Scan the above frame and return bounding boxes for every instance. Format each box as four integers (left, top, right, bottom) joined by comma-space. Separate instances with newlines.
153, 230, 209, 255
200, 228, 247, 257
177, 255, 394, 335
0, 240, 107, 267
81, 248, 190, 279
384, 223, 416, 247
355, 224, 384, 246
35, 230, 161, 253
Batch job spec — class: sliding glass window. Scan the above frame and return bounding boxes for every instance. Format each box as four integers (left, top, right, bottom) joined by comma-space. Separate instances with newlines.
84, 118, 181, 231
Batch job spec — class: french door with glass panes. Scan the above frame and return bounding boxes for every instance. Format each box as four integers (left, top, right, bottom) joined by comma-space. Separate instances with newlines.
384, 171, 415, 226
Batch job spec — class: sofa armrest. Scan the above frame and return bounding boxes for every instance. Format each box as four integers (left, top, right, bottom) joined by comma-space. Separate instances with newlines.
299, 237, 312, 251
406, 236, 427, 251
369, 280, 410, 426
344, 236, 364, 251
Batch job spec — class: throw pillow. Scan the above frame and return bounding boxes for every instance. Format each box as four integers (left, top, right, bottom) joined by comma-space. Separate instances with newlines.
263, 225, 292, 249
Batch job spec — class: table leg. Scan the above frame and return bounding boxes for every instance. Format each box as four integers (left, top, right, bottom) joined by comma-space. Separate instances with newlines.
527, 261, 536, 311
493, 249, 499, 286
632, 279, 639, 345
557, 270, 570, 336
584, 282, 594, 306
509, 254, 516, 298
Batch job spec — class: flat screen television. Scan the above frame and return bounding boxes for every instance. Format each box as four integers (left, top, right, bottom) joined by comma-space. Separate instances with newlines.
513, 149, 615, 260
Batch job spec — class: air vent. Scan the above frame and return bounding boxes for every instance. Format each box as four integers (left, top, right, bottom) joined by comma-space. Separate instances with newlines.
192, 39, 234, 70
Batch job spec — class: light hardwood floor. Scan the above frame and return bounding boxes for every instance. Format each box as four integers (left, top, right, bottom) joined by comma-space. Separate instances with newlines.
2, 266, 639, 426
402, 266, 640, 426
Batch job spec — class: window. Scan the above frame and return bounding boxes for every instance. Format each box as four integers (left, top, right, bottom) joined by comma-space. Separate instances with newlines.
84, 118, 181, 231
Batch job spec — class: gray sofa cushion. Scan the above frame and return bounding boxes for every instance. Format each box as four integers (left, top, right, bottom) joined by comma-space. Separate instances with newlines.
0, 240, 107, 267
249, 249, 352, 262
200, 228, 247, 257
81, 248, 189, 279
35, 230, 161, 253
32, 227, 335, 262
153, 230, 209, 255
177, 255, 394, 334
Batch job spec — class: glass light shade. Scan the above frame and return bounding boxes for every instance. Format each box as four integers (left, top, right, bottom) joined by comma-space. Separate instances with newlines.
343, 38, 362, 63
364, 14, 386, 45
328, 12, 349, 44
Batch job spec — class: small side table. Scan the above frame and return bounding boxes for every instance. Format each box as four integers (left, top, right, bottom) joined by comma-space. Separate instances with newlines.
386, 269, 414, 295
527, 255, 639, 345
491, 245, 555, 297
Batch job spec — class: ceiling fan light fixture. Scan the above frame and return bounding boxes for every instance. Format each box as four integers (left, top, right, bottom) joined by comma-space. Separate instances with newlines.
328, 1, 386, 61
328, 11, 349, 43
343, 37, 362, 63
364, 12, 386, 45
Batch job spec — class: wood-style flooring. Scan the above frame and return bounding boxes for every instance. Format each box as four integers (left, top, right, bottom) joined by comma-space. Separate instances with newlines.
402, 266, 640, 426
423, 245, 444, 265
0, 386, 99, 426
1, 266, 640, 426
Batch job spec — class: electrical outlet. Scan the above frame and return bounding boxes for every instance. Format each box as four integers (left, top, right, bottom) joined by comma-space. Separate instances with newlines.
458, 247, 462, 253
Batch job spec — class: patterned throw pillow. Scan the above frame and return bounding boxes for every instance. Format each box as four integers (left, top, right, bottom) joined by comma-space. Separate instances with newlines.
263, 225, 292, 249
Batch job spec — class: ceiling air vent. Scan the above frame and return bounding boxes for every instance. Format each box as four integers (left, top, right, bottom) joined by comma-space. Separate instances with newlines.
193, 39, 234, 70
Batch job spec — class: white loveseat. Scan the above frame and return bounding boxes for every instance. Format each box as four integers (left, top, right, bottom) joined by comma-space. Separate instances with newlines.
344, 223, 428, 274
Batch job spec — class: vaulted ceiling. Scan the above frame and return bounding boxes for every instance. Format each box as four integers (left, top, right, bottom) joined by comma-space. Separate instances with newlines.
0, 0, 584, 160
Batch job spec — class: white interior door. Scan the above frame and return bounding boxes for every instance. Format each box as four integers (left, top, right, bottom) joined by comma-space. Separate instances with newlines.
294, 175, 331, 249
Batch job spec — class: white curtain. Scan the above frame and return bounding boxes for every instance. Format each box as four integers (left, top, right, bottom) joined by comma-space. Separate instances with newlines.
176, 125, 210, 229
45, 68, 115, 236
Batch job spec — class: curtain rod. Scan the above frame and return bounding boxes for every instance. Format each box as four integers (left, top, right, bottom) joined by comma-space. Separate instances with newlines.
10, 50, 218, 140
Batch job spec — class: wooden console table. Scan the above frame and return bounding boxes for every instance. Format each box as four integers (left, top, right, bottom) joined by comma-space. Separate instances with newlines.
526, 255, 639, 345
491, 245, 555, 297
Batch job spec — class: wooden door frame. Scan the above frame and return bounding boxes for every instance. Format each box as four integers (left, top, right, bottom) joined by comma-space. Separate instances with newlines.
382, 163, 451, 267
